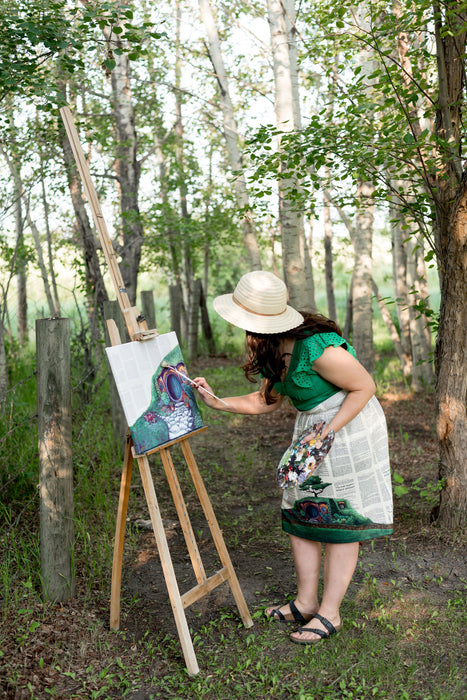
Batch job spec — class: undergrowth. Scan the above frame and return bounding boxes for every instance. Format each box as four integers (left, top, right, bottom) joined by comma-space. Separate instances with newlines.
1, 323, 465, 700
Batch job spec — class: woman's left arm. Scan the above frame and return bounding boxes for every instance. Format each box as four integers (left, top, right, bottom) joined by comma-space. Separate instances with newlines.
312, 346, 376, 438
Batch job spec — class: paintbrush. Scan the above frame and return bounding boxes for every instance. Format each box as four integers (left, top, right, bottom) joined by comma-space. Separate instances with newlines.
160, 361, 229, 407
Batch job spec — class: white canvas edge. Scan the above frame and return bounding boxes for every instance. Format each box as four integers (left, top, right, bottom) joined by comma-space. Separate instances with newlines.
105, 331, 179, 427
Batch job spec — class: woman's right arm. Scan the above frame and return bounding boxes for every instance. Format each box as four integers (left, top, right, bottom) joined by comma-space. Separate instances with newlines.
193, 376, 284, 415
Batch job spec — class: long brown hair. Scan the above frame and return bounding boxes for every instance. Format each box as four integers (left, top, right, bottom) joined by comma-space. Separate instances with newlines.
242, 312, 342, 404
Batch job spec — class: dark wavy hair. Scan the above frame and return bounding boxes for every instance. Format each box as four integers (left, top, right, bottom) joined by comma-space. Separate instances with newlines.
242, 312, 342, 405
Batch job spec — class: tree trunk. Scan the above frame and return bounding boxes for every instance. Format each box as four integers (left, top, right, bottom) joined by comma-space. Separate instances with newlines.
140, 290, 156, 331
60, 97, 109, 317
406, 236, 434, 391
103, 28, 143, 305
199, 0, 262, 271
103, 300, 127, 456
267, 0, 308, 309
170, 284, 182, 341
283, 0, 315, 310
432, 4, 467, 528
415, 241, 434, 385
188, 278, 201, 361
302, 220, 316, 312
406, 236, 425, 391
0, 142, 56, 318
323, 188, 337, 321
14, 175, 28, 343
153, 134, 185, 327
372, 279, 404, 365
0, 313, 7, 403
175, 1, 192, 340
390, 210, 412, 378
351, 179, 374, 374
199, 281, 216, 356
434, 173, 467, 529
26, 207, 57, 318
344, 275, 353, 342
40, 156, 61, 317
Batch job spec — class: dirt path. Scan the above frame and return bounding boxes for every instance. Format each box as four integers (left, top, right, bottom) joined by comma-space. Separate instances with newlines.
123, 383, 465, 642
2, 375, 465, 699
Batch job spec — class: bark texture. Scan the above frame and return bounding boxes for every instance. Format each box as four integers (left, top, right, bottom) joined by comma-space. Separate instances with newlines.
61, 124, 109, 315
432, 5, 467, 528
351, 180, 374, 374
104, 28, 143, 305
199, 0, 262, 271
267, 0, 311, 309
434, 174, 467, 529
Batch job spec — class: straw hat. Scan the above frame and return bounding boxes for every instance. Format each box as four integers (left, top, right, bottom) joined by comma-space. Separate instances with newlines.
213, 271, 304, 334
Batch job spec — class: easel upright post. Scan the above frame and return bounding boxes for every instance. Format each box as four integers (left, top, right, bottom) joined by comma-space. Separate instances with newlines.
59, 106, 252, 676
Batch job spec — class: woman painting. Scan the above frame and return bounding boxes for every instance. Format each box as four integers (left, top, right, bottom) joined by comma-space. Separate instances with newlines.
194, 271, 393, 645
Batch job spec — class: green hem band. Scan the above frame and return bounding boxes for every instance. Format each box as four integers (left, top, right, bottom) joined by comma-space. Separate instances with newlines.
282, 518, 393, 544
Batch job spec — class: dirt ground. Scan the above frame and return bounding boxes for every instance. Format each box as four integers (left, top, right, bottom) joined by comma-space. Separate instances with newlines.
2, 370, 466, 699
123, 382, 465, 634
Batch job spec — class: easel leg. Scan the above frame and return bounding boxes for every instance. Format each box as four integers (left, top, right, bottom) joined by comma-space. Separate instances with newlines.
137, 455, 200, 676
159, 447, 206, 584
181, 441, 253, 629
110, 433, 133, 631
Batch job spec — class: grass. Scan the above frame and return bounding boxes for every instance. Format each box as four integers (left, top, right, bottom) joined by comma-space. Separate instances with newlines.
1, 322, 465, 699
2, 580, 463, 698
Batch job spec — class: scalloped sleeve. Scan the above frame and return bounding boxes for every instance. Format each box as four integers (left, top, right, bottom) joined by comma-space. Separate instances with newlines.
292, 333, 356, 388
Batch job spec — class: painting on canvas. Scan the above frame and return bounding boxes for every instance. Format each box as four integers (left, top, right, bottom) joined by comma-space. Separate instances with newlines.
105, 332, 204, 454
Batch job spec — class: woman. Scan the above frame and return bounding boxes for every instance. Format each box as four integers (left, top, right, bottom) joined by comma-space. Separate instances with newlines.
194, 271, 393, 645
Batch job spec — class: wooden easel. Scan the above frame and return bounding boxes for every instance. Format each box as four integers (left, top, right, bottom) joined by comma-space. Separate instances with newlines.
60, 106, 253, 676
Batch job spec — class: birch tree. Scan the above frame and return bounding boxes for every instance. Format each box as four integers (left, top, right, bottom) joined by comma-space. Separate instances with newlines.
61, 126, 110, 317
0, 143, 57, 318
266, 0, 312, 309
0, 313, 7, 402
430, 3, 467, 528
198, 0, 262, 271
101, 20, 144, 305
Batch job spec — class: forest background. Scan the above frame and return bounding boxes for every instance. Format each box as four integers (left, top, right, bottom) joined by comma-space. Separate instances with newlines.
0, 1, 466, 698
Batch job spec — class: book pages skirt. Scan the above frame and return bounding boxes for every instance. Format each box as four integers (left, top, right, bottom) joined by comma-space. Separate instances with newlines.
281, 392, 393, 543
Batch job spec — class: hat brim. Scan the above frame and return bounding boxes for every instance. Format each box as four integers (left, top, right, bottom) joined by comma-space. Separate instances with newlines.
213, 294, 304, 334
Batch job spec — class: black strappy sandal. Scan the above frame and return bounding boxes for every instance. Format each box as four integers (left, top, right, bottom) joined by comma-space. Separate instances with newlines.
290, 613, 342, 645
265, 600, 312, 625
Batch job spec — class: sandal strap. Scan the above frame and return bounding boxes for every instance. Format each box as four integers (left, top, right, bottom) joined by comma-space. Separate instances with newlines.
270, 607, 285, 621
297, 626, 327, 639
289, 600, 308, 625
312, 613, 338, 636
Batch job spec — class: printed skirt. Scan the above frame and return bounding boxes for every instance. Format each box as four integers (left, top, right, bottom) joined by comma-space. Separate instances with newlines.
281, 391, 393, 543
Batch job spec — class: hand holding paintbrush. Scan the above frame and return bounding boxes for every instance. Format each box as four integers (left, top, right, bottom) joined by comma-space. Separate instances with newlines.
160, 361, 229, 407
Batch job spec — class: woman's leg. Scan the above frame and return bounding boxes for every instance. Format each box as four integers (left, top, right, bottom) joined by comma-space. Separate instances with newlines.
290, 541, 359, 641
266, 534, 321, 620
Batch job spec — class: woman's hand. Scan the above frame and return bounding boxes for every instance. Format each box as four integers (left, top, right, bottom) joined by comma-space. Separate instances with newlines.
192, 376, 221, 409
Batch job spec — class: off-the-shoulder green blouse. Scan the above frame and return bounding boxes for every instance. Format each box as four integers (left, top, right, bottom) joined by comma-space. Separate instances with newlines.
273, 332, 356, 411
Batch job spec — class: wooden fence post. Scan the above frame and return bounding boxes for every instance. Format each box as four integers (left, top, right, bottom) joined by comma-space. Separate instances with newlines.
188, 279, 201, 361
169, 284, 182, 341
140, 290, 156, 330
36, 318, 75, 602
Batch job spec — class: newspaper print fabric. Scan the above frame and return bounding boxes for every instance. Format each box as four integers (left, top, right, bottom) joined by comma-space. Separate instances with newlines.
281, 391, 393, 543
276, 422, 335, 489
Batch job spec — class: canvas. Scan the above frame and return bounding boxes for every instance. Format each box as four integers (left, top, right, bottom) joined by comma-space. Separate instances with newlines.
105, 332, 204, 454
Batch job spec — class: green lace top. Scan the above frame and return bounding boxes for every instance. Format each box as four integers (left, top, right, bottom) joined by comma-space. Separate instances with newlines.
273, 333, 357, 411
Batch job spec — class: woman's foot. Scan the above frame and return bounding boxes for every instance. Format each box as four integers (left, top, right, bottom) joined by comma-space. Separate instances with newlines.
290, 611, 342, 644
265, 599, 318, 625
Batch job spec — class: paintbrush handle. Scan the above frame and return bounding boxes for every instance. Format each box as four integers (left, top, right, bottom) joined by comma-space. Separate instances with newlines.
169, 365, 229, 407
